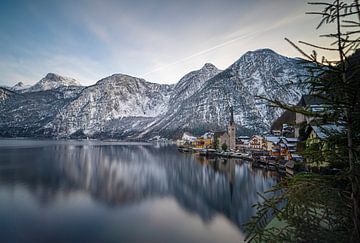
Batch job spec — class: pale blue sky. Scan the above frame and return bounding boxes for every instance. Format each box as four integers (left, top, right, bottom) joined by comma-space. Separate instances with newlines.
0, 0, 334, 86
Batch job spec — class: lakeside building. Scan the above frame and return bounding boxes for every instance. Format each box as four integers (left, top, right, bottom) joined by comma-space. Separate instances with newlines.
249, 135, 265, 150
263, 136, 281, 154
295, 95, 328, 138
176, 132, 197, 146
214, 107, 237, 151
236, 136, 250, 151
303, 123, 344, 166
262, 136, 300, 160
279, 137, 299, 160
305, 124, 343, 143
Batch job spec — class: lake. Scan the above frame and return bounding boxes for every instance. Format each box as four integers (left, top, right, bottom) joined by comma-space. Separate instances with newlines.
0, 139, 278, 243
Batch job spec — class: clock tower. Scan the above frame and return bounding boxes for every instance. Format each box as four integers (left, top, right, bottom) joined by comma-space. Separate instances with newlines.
227, 107, 236, 150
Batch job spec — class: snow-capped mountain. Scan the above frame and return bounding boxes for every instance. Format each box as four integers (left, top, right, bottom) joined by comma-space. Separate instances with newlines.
0, 88, 79, 137
140, 49, 308, 138
27, 73, 82, 92
10, 82, 31, 92
46, 74, 173, 136
0, 49, 310, 139
171, 63, 221, 105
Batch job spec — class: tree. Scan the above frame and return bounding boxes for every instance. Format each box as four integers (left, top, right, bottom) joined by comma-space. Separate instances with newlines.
221, 143, 228, 151
245, 0, 360, 241
213, 137, 219, 149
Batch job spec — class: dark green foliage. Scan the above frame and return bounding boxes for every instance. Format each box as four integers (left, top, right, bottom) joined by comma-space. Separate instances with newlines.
246, 1, 360, 241
245, 173, 352, 242
213, 138, 219, 149
221, 143, 228, 151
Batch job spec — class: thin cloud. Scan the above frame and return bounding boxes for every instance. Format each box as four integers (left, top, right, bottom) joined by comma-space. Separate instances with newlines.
142, 32, 256, 76
142, 11, 307, 78
0, 0, 326, 86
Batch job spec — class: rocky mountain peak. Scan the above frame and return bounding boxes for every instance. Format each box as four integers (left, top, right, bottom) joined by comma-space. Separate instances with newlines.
229, 48, 302, 80
95, 74, 150, 91
251, 48, 276, 54
27, 73, 81, 92
171, 63, 222, 105
236, 48, 282, 63
15, 81, 24, 86
201, 63, 218, 71
9, 82, 31, 92
0, 48, 309, 139
45, 73, 60, 79
44, 73, 80, 85
12, 82, 24, 88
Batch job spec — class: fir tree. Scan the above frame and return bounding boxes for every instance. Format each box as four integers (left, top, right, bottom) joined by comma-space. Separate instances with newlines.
245, 1, 360, 241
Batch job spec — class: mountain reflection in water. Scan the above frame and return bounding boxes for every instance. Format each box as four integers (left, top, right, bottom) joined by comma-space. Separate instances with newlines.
0, 140, 278, 243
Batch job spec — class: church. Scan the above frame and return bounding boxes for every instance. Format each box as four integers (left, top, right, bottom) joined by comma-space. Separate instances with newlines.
214, 107, 236, 151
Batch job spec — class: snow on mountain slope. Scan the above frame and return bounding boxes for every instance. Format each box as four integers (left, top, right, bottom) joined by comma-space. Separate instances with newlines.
131, 63, 222, 138
46, 74, 173, 136
0, 89, 79, 137
0, 49, 310, 139
140, 49, 309, 138
171, 63, 221, 105
27, 73, 82, 92
10, 82, 31, 92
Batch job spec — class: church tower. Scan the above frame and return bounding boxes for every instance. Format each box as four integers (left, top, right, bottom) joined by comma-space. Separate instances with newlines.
227, 106, 236, 150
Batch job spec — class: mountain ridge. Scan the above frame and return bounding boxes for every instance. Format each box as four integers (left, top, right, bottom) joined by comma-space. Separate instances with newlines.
25, 73, 82, 93
0, 49, 309, 139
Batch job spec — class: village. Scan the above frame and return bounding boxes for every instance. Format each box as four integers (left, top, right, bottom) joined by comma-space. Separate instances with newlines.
176, 95, 343, 176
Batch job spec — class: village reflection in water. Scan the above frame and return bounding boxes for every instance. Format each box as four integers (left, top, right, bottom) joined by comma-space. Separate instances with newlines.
0, 140, 278, 243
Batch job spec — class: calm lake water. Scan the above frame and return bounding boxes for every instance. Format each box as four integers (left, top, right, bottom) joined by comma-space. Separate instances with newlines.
0, 139, 278, 243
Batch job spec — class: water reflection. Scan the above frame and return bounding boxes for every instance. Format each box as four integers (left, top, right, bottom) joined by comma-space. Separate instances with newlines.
0, 140, 278, 243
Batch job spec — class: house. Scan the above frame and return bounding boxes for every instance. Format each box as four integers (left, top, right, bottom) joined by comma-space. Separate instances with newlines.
194, 132, 214, 148
236, 136, 250, 151
202, 132, 214, 140
176, 132, 197, 146
284, 138, 298, 153
278, 137, 299, 160
237, 136, 250, 143
263, 136, 281, 156
249, 135, 264, 150
271, 146, 281, 156
193, 137, 205, 148
305, 124, 343, 143
264, 136, 280, 151
201, 132, 214, 148
295, 95, 328, 138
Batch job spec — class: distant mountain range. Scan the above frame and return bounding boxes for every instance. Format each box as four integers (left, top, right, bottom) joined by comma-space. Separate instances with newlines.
0, 49, 309, 139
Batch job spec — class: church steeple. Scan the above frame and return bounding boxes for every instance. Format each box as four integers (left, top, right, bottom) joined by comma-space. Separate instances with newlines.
228, 106, 236, 150
230, 106, 234, 125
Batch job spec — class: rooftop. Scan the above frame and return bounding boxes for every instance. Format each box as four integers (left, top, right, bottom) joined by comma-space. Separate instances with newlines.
264, 136, 281, 143
309, 124, 344, 140
299, 95, 327, 107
